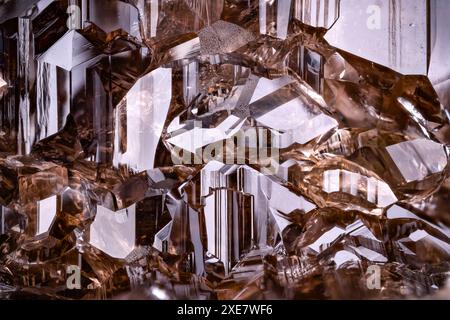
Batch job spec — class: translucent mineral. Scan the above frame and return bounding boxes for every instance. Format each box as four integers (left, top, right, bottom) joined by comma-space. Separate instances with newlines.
0, 0, 449, 300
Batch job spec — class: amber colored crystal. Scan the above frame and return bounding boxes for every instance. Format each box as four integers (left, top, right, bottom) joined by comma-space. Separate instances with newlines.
0, 0, 450, 300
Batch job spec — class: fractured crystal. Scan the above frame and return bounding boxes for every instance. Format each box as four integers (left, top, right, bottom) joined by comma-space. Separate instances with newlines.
0, 0, 449, 300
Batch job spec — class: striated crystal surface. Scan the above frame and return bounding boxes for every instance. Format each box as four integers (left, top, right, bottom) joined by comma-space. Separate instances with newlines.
0, 0, 450, 300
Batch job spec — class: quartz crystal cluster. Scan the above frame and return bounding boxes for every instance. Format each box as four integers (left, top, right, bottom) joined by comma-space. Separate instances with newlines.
0, 0, 450, 300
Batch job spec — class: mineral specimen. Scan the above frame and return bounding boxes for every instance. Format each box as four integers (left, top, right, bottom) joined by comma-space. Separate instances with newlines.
0, 0, 449, 300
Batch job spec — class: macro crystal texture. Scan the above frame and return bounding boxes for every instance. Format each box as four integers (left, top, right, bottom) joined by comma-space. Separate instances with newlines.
0, 0, 450, 300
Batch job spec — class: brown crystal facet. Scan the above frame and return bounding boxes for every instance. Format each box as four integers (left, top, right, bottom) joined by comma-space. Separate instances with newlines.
0, 0, 449, 300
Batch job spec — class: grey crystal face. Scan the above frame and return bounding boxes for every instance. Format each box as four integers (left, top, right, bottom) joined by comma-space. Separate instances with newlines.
0, 0, 450, 301
321, 169, 398, 208
113, 67, 172, 172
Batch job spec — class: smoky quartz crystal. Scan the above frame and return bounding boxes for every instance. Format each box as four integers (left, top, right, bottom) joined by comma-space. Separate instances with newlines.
0, 0, 450, 300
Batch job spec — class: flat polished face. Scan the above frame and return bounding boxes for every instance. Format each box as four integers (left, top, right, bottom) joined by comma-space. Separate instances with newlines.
0, 0, 449, 300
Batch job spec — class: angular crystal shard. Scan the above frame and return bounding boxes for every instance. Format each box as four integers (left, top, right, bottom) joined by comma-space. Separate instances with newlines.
386, 139, 448, 183
325, 0, 428, 75
113, 67, 172, 172
311, 129, 449, 201
259, 0, 292, 40
198, 161, 315, 274
1, 0, 450, 300
90, 205, 137, 259
84, 0, 140, 37
293, 0, 340, 29
0, 156, 68, 206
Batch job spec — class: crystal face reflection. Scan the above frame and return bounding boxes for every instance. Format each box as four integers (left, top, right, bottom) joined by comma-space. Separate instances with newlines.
322, 169, 398, 208
36, 195, 58, 236
201, 161, 316, 273
113, 67, 172, 172
90, 205, 136, 259
386, 139, 448, 183
0, 0, 449, 300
